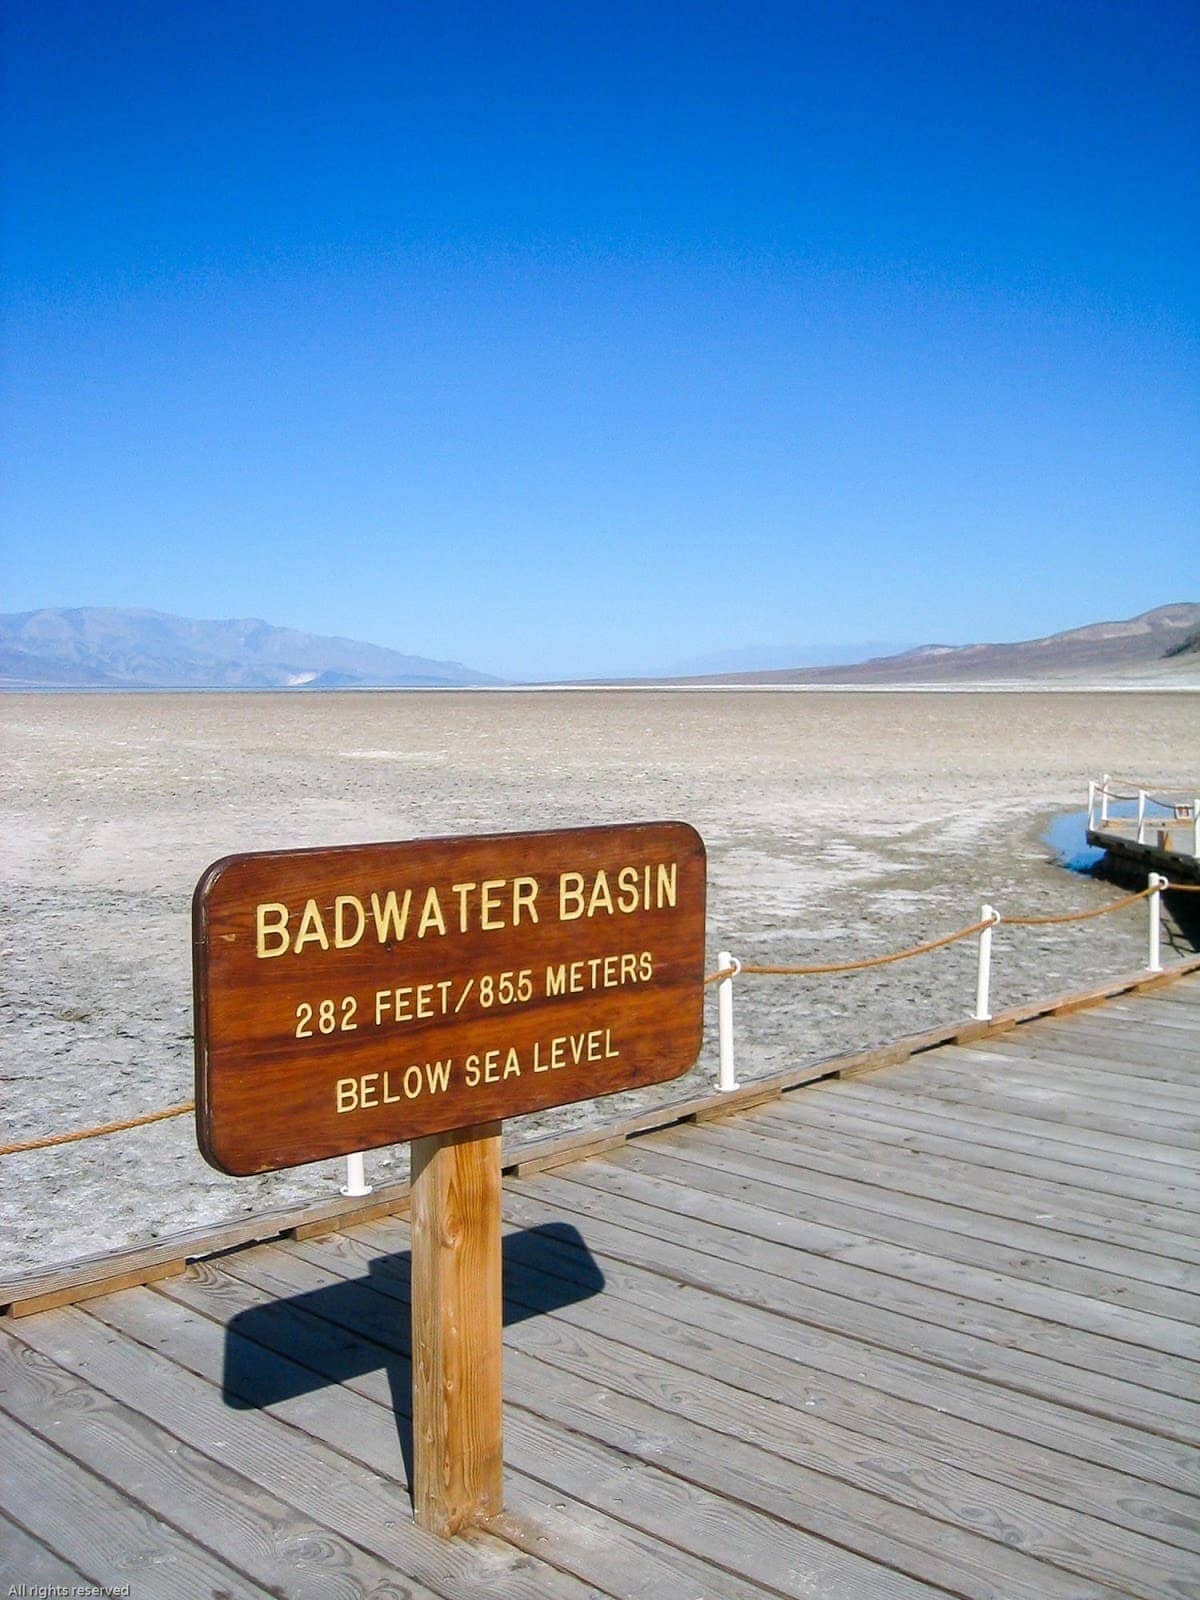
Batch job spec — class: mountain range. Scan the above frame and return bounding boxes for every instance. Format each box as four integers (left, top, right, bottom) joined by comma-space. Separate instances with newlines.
686, 602, 1200, 686
0, 602, 1196, 689
0, 608, 499, 689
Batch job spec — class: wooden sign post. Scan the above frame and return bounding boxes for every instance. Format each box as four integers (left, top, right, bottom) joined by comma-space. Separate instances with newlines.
193, 820, 706, 1534
410, 1122, 503, 1534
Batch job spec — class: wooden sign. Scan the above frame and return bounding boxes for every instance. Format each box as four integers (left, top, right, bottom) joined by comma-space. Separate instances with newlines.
194, 821, 706, 1175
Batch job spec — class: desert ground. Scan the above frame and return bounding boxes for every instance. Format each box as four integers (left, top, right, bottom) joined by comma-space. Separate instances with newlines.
1, 687, 1195, 1277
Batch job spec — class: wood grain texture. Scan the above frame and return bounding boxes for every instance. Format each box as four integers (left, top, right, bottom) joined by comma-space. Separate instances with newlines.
195, 821, 706, 1173
410, 1122, 503, 1535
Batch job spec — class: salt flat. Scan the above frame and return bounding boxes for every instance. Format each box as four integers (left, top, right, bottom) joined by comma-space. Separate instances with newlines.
1, 687, 1195, 1276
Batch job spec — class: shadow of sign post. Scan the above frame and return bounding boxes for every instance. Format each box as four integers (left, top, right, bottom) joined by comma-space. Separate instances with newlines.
194, 822, 706, 1535
221, 1223, 606, 1495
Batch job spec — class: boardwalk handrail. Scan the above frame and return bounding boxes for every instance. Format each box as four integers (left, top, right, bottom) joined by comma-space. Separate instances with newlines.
709, 879, 1177, 1090
7, 876, 1193, 1154
1088, 773, 1200, 849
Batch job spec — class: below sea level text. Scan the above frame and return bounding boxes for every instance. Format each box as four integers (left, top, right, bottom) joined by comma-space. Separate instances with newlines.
334, 1028, 620, 1112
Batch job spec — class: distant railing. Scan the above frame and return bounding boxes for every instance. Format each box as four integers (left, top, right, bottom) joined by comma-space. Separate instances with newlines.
1088, 773, 1200, 851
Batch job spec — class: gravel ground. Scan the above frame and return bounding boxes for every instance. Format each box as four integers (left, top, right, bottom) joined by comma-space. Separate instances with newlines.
1, 687, 1196, 1277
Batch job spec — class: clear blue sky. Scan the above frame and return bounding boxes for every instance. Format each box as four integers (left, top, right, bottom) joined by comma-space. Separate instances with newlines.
3, 2, 1197, 679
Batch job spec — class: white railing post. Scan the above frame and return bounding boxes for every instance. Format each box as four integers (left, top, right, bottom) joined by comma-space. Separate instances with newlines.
975, 906, 998, 1022
1147, 875, 1166, 973
1087, 780, 1096, 832
1136, 790, 1146, 844
1193, 799, 1199, 858
1100, 774, 1110, 825
716, 952, 740, 1091
341, 1151, 372, 1197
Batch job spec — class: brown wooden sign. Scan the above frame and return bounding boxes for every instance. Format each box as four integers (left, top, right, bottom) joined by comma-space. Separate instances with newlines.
194, 821, 706, 1175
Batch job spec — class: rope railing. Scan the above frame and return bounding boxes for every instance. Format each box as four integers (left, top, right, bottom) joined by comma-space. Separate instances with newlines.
1097, 778, 1194, 808
3, 876, 1195, 1156
1000, 886, 1152, 926
706, 873, 1182, 1091
0, 1100, 195, 1158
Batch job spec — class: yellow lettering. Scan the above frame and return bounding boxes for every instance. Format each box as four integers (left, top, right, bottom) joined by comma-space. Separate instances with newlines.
616, 866, 640, 913
426, 1058, 452, 1093
256, 902, 290, 958
503, 1047, 521, 1079
480, 879, 506, 930
334, 895, 365, 949
587, 870, 614, 917
370, 889, 411, 942
335, 1078, 358, 1113
656, 862, 677, 908
559, 871, 585, 920
360, 1072, 379, 1108
417, 887, 447, 938
513, 875, 540, 925
451, 881, 476, 931
293, 899, 330, 953
545, 963, 567, 996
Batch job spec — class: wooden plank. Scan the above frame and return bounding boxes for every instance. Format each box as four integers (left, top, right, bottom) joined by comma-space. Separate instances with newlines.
313, 1213, 1200, 1555
752, 1100, 1200, 1235
772, 1085, 1200, 1195
1099, 996, 1200, 1034
918, 1044, 1200, 1115
410, 1121, 504, 1535
673, 1116, 1200, 1289
610, 1133, 1200, 1318
147, 1247, 946, 1599
0, 1329, 434, 1600
498, 1178, 1200, 1439
14, 1298, 599, 1600
509, 1130, 627, 1176
688, 1082, 783, 1121
0, 1512, 93, 1585
703, 1110, 1200, 1265
879, 1054, 1200, 1134
1026, 1016, 1200, 1069
847, 1077, 1200, 1164
351, 1209, 1200, 1496
553, 1153, 1200, 1362
967, 1035, 1200, 1089
0, 1397, 275, 1598
0, 1179, 414, 1315
215, 1233, 1141, 1600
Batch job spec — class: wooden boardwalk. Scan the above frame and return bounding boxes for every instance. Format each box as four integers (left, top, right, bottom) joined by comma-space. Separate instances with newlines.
2, 974, 1199, 1598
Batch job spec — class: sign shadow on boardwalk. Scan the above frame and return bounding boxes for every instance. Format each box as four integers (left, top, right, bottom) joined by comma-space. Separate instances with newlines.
220, 1222, 605, 1492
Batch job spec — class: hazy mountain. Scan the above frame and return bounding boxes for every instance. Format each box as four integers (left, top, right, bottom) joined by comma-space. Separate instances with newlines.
669, 641, 914, 676
0, 608, 501, 689
701, 603, 1200, 685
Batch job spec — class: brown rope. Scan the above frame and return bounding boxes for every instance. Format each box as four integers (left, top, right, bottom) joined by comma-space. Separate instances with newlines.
704, 966, 738, 985
1164, 880, 1200, 892
738, 917, 994, 977
1002, 886, 1152, 926
0, 1100, 195, 1156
